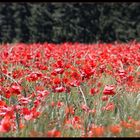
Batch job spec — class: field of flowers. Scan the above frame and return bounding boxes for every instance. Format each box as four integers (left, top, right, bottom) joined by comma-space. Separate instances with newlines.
0, 42, 140, 137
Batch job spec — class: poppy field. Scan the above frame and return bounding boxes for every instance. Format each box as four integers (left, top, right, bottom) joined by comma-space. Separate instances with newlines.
0, 42, 140, 137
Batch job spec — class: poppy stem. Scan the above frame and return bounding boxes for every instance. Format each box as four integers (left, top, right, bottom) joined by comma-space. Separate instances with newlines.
2, 72, 20, 86
119, 60, 124, 70
79, 86, 87, 106
16, 111, 20, 132
136, 66, 140, 72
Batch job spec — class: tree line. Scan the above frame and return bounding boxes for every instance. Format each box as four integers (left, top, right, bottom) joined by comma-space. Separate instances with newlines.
0, 2, 140, 43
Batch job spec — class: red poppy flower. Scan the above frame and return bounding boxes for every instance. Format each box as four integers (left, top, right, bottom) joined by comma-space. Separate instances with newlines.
10, 84, 22, 95
54, 68, 64, 74
90, 126, 105, 137
103, 85, 115, 95
55, 86, 65, 93
0, 115, 11, 133
90, 88, 98, 96
109, 125, 122, 134
102, 102, 115, 111
47, 129, 61, 137
101, 95, 109, 101
81, 104, 90, 112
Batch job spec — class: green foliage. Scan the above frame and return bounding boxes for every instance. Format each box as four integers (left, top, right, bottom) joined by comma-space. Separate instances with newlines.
0, 2, 140, 43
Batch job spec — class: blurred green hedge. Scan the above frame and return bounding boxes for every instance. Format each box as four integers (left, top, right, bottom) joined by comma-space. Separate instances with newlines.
0, 2, 140, 43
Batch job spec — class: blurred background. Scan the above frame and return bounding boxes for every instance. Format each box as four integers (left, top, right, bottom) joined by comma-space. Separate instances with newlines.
0, 2, 140, 43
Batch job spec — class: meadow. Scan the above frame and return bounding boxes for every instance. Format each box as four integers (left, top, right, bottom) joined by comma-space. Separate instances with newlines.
0, 42, 140, 137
